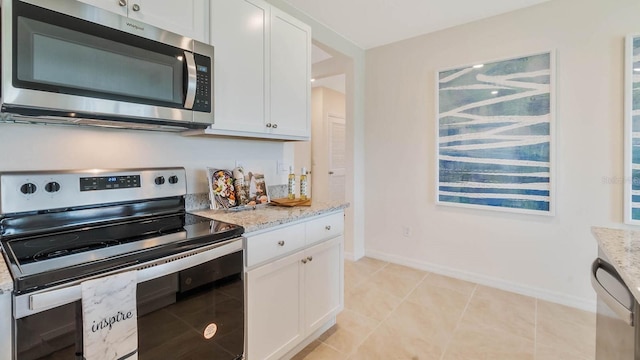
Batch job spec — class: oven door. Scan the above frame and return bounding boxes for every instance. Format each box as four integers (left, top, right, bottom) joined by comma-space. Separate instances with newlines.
12, 239, 244, 360
1, 0, 213, 126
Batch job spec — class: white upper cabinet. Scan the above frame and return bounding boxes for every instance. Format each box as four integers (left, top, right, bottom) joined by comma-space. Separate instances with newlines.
197, 0, 311, 140
76, 0, 127, 16
76, 0, 209, 42
210, 0, 267, 134
269, 7, 311, 138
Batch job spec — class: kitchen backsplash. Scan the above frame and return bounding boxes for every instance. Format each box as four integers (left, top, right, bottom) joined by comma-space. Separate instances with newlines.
186, 184, 287, 211
267, 184, 288, 199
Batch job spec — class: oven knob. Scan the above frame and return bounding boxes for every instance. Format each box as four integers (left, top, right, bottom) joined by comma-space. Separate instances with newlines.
45, 181, 61, 193
20, 183, 37, 194
154, 176, 165, 185
168, 175, 179, 184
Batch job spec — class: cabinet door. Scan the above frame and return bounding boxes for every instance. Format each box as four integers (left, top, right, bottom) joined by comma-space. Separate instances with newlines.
304, 236, 344, 334
269, 7, 311, 138
210, 0, 267, 134
128, 0, 209, 42
247, 251, 304, 360
76, 0, 127, 16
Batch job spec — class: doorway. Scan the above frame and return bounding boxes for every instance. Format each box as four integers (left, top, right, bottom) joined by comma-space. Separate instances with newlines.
293, 42, 347, 204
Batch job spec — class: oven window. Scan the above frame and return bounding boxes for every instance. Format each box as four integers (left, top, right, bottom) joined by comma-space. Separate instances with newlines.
15, 16, 184, 107
15, 252, 244, 360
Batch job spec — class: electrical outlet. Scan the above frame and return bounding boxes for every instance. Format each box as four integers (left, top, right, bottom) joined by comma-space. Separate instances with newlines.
276, 161, 288, 174
402, 226, 412, 237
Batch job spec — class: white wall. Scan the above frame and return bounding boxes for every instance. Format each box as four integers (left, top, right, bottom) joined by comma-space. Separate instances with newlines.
0, 123, 288, 194
364, 0, 640, 310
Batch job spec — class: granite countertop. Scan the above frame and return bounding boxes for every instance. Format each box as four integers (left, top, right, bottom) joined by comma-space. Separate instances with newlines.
592, 226, 640, 302
193, 200, 349, 233
0, 253, 12, 293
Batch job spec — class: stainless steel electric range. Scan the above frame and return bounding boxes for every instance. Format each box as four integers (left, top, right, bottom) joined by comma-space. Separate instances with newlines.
0, 168, 245, 360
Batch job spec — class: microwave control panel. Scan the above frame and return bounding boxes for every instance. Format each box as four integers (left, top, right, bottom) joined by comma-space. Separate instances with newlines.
193, 54, 212, 113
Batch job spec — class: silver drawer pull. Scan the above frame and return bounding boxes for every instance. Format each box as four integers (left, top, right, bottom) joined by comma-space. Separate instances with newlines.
301, 258, 308, 264
278, 240, 285, 246
307, 256, 313, 262
325, 225, 331, 230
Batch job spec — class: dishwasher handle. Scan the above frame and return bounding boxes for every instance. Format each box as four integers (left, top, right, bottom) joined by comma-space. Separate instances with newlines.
591, 258, 634, 326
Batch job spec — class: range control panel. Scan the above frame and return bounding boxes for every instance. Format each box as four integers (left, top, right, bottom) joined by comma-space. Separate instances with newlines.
0, 168, 187, 214
80, 175, 141, 191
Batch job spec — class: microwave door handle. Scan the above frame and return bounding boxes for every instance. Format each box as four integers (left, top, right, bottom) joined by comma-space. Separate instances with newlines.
184, 51, 197, 109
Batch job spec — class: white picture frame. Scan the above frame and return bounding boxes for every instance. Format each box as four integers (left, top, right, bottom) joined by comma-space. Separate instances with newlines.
625, 34, 640, 224
435, 51, 556, 216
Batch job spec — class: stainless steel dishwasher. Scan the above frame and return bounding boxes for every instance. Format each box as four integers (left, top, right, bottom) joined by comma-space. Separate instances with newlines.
591, 250, 640, 359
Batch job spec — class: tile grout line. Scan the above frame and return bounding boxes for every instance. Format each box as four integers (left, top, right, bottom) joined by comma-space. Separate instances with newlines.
439, 283, 478, 360
338, 266, 432, 359
319, 261, 395, 358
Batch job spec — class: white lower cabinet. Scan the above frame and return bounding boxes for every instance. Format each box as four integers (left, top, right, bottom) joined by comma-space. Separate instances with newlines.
247, 250, 304, 360
246, 212, 344, 360
303, 237, 343, 335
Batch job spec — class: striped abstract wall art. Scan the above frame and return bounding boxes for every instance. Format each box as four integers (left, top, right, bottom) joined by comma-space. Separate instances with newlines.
436, 52, 554, 215
625, 35, 640, 224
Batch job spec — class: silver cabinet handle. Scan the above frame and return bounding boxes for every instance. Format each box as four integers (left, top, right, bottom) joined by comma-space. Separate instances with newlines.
266, 123, 272, 128
277, 240, 285, 246
307, 256, 313, 262
119, 0, 127, 6
329, 171, 334, 175
272, 124, 278, 129
301, 258, 308, 264
325, 225, 331, 230
591, 258, 634, 326
183, 52, 197, 109
132, 3, 140, 11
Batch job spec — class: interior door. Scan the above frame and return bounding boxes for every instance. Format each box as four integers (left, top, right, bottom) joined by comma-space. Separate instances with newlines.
328, 114, 346, 202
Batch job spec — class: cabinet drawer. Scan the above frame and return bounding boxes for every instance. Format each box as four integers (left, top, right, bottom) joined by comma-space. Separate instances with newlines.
246, 223, 306, 267
305, 212, 344, 246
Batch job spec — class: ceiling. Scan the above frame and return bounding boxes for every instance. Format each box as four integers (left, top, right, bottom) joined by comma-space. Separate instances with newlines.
283, 0, 549, 49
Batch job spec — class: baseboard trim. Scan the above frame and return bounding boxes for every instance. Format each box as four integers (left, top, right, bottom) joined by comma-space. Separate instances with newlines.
344, 251, 356, 261
365, 249, 596, 313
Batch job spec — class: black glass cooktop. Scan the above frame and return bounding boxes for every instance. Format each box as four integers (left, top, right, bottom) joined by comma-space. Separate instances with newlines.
1, 213, 243, 294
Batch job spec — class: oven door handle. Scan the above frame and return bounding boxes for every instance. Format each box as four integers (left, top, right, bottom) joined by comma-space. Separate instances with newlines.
184, 51, 197, 109
30, 284, 82, 313
18, 238, 243, 318
29, 259, 140, 312
591, 258, 634, 326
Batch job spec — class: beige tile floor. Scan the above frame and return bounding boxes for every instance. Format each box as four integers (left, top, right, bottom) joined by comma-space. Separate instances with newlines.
292, 257, 595, 360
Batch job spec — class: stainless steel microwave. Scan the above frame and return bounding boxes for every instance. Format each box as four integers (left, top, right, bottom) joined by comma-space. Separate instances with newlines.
0, 0, 214, 131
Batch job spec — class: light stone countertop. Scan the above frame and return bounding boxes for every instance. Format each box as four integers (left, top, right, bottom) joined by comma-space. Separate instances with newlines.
193, 200, 349, 234
592, 226, 640, 302
0, 253, 13, 293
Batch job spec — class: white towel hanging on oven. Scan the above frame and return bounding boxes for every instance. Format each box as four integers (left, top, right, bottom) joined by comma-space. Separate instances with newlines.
81, 271, 138, 360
